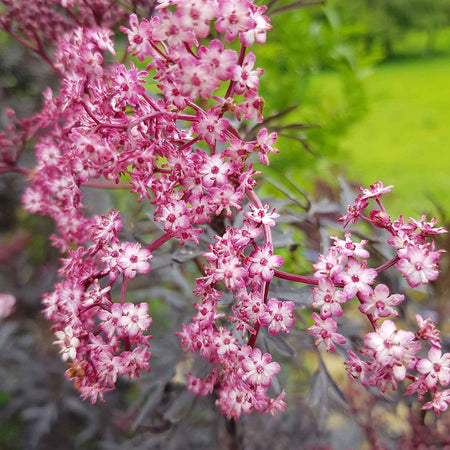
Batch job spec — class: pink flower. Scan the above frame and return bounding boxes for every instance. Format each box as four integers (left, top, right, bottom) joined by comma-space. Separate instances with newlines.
422, 389, 450, 417
239, 4, 272, 46
247, 244, 284, 282
409, 214, 447, 237
339, 195, 369, 228
415, 314, 441, 348
244, 203, 279, 227
120, 14, 153, 61
118, 302, 152, 338
214, 256, 248, 291
200, 153, 232, 187
331, 231, 369, 259
344, 350, 371, 386
259, 298, 295, 335
98, 303, 124, 338
192, 110, 229, 146
308, 313, 346, 352
396, 244, 441, 288
175, 1, 217, 39
364, 320, 420, 379
214, 328, 239, 360
215, 0, 255, 42
255, 128, 278, 166
217, 383, 253, 420
416, 347, 450, 389
313, 248, 345, 281
358, 284, 404, 321
54, 326, 80, 361
337, 257, 377, 300
198, 39, 237, 81
359, 181, 394, 200
312, 278, 346, 319
242, 348, 280, 387
262, 390, 286, 417
118, 242, 152, 279
91, 210, 122, 246
156, 201, 191, 234
230, 52, 264, 95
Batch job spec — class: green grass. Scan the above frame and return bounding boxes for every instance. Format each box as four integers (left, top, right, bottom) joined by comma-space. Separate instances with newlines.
309, 56, 450, 218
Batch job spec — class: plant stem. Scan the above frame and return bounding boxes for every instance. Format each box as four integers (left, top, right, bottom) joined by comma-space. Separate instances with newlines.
146, 232, 173, 252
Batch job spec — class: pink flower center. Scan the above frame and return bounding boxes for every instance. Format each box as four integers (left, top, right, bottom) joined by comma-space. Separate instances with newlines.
321, 329, 330, 339
229, 14, 238, 25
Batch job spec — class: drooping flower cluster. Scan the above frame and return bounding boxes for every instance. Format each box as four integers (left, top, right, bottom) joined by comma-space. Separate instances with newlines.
43, 210, 153, 403
1, 0, 290, 417
309, 183, 448, 416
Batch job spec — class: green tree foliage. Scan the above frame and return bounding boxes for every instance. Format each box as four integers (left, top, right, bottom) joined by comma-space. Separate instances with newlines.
332, 0, 450, 57
254, 3, 368, 177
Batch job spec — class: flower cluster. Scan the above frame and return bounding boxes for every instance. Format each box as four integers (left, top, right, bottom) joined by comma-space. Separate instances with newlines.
179, 216, 293, 419
309, 183, 448, 416
1, 0, 289, 417
42, 210, 153, 403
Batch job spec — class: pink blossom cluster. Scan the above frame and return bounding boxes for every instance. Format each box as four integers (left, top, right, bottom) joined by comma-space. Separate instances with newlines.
309, 183, 448, 416
1, 0, 290, 417
177, 217, 294, 419
340, 181, 445, 288
344, 316, 450, 417
43, 210, 153, 403
0, 0, 126, 46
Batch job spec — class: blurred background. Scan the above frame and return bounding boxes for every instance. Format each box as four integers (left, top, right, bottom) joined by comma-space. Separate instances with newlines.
256, 0, 450, 218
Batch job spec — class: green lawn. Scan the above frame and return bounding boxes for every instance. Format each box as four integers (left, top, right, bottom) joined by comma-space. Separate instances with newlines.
314, 56, 450, 218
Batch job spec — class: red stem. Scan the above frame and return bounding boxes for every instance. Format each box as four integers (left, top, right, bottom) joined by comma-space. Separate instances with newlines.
375, 255, 399, 273
120, 275, 128, 305
248, 281, 269, 347
146, 232, 173, 252
357, 292, 379, 331
176, 114, 197, 122
246, 188, 274, 347
79, 101, 100, 124
274, 269, 320, 286
225, 45, 246, 99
